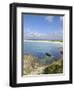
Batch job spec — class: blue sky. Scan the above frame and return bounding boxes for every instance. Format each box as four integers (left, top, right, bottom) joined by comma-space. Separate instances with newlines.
22, 14, 63, 40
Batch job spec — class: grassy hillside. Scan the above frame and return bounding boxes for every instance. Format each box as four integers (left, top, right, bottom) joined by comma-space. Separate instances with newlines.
23, 54, 40, 75
42, 60, 63, 74
23, 54, 63, 75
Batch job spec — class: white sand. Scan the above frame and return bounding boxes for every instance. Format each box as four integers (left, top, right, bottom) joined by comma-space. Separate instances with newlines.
24, 40, 63, 45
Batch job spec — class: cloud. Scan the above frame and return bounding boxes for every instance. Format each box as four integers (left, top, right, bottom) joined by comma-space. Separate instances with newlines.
46, 16, 63, 23
24, 31, 63, 40
46, 31, 63, 40
24, 31, 47, 39
60, 16, 63, 22
45, 16, 54, 22
29, 32, 42, 37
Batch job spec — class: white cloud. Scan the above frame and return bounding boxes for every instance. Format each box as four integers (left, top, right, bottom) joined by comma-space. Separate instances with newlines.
24, 31, 47, 39
24, 31, 63, 40
46, 16, 64, 22
45, 16, 54, 22
29, 32, 41, 37
60, 16, 63, 21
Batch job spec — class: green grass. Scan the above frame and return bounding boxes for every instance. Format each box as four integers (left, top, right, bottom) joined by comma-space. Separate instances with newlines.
23, 54, 63, 75
49, 40, 63, 42
42, 60, 63, 74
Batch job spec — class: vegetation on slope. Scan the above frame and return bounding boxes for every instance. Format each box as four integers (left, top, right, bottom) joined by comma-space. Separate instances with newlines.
42, 60, 63, 74
23, 54, 63, 75
23, 54, 40, 75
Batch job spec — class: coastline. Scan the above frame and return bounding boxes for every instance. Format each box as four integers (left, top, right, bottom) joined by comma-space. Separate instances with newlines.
23, 40, 63, 75
24, 40, 63, 45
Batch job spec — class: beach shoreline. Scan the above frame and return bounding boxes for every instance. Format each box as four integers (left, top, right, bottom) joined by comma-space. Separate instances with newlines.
24, 40, 63, 45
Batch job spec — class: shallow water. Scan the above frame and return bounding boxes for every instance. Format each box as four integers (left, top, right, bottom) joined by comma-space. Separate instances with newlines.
23, 41, 63, 60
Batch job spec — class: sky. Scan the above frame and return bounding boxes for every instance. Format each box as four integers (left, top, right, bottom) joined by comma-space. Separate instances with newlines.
22, 14, 64, 40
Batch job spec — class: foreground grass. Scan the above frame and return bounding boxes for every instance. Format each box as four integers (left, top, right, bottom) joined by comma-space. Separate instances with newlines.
42, 60, 63, 74
23, 54, 63, 75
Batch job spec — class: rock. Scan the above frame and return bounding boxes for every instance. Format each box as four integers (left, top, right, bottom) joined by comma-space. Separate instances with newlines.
45, 53, 51, 57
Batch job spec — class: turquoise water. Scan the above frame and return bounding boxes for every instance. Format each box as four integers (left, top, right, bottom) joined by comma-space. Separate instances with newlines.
23, 41, 63, 60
